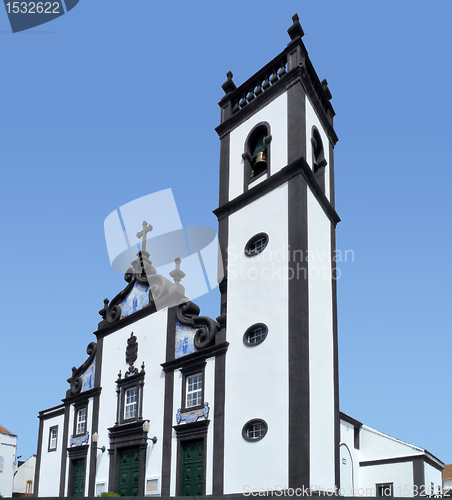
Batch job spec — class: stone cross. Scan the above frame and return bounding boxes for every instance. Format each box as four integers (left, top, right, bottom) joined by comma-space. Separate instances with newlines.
136, 221, 153, 253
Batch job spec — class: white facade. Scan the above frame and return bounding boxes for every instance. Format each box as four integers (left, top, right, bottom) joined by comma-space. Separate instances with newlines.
340, 413, 443, 497
14, 455, 36, 496
34, 14, 444, 499
0, 425, 17, 498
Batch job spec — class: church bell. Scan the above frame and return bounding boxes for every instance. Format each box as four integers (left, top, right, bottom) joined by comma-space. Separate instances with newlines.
253, 150, 267, 172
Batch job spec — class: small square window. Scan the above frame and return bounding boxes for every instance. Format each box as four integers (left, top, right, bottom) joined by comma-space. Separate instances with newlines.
124, 387, 137, 420
186, 373, 203, 408
48, 426, 58, 452
76, 408, 87, 435
26, 480, 33, 494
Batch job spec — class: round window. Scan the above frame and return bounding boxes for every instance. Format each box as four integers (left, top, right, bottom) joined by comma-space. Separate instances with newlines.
244, 232, 269, 257
242, 419, 268, 442
243, 323, 268, 347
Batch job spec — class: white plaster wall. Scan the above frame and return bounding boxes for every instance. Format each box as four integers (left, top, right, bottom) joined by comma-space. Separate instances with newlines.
14, 455, 36, 494
340, 421, 361, 494
0, 433, 17, 497
424, 462, 442, 496
224, 185, 289, 493
307, 189, 335, 488
229, 93, 288, 201
204, 357, 215, 495
360, 426, 423, 462
96, 309, 168, 494
305, 97, 331, 201
359, 462, 414, 497
37, 414, 64, 497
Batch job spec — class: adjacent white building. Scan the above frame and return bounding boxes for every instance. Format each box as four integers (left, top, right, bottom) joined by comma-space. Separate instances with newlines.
14, 455, 36, 496
0, 424, 18, 498
340, 413, 443, 497
33, 14, 445, 499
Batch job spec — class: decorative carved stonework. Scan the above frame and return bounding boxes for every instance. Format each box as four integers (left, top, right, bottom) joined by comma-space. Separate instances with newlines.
124, 332, 139, 377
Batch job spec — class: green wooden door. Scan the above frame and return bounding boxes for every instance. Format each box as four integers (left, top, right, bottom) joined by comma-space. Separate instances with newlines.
118, 446, 140, 496
181, 439, 204, 496
72, 459, 85, 497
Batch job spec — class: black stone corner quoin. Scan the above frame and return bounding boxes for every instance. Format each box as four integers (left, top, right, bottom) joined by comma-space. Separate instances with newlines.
66, 342, 97, 397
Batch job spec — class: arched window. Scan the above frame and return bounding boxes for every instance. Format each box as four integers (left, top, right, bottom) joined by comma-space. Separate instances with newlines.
242, 122, 272, 190
311, 127, 327, 192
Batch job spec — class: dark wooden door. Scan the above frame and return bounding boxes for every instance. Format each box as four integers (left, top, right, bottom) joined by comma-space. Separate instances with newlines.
118, 446, 140, 496
72, 459, 85, 497
180, 439, 204, 496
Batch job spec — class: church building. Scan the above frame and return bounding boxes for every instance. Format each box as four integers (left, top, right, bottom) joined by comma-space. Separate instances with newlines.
33, 15, 444, 498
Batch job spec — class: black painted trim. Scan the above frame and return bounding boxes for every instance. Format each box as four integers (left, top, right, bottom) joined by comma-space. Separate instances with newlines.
95, 302, 157, 339
62, 387, 102, 405
214, 156, 340, 228
38, 404, 65, 420
288, 172, 310, 488
212, 350, 226, 495
360, 454, 429, 467
161, 342, 229, 372
161, 308, 176, 497
339, 412, 363, 428
244, 232, 269, 257
217, 65, 338, 148
180, 361, 206, 412
328, 141, 335, 210
73, 403, 88, 438
107, 421, 148, 495
48, 425, 58, 452
243, 323, 268, 347
59, 404, 70, 496
242, 419, 268, 442
174, 420, 209, 496
33, 416, 44, 497
116, 371, 145, 425
332, 225, 340, 487
287, 78, 306, 164
413, 458, 425, 491
89, 334, 103, 498
67, 445, 89, 497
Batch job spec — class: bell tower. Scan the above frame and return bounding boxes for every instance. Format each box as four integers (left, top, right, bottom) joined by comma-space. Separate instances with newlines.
214, 14, 340, 493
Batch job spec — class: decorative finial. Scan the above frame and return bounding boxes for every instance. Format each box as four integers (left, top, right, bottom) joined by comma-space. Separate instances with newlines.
136, 221, 153, 253
169, 257, 185, 284
222, 71, 237, 95
287, 12, 304, 41
321, 79, 332, 100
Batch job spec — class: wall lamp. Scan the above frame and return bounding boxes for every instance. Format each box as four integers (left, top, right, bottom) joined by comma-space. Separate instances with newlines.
92, 432, 106, 453
142, 421, 157, 444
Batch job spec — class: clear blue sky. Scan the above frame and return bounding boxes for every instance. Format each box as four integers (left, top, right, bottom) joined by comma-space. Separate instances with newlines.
1, 0, 451, 466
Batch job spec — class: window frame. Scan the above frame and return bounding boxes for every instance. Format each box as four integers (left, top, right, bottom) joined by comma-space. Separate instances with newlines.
48, 425, 58, 452
242, 121, 272, 191
26, 479, 33, 494
243, 323, 268, 347
181, 361, 206, 413
242, 418, 268, 442
124, 386, 138, 421
244, 232, 269, 258
116, 371, 145, 425
73, 403, 88, 438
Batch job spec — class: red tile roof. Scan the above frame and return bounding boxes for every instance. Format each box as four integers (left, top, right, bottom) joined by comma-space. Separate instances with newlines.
0, 424, 16, 436
443, 464, 452, 480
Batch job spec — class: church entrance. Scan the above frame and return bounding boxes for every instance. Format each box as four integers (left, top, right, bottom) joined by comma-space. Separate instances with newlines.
180, 439, 204, 496
118, 446, 140, 496
72, 459, 85, 497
